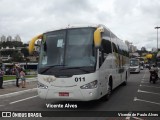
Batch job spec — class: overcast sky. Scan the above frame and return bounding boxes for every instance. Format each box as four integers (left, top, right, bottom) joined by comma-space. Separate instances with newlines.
0, 0, 160, 50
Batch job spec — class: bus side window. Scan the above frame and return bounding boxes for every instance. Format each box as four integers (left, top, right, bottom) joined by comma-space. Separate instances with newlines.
112, 43, 118, 53
99, 39, 112, 67
102, 40, 112, 54
99, 48, 104, 67
117, 46, 121, 67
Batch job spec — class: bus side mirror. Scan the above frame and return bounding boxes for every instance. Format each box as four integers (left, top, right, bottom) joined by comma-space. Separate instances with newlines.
37, 40, 41, 52
94, 27, 104, 48
28, 34, 43, 55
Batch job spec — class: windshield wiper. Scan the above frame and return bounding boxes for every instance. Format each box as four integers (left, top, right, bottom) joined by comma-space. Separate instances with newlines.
40, 65, 66, 74
61, 67, 91, 73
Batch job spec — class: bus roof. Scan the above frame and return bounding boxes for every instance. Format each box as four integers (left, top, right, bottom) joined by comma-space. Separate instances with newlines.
44, 24, 110, 33
44, 24, 128, 52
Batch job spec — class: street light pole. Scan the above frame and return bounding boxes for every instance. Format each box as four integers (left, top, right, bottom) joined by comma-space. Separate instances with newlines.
155, 26, 160, 51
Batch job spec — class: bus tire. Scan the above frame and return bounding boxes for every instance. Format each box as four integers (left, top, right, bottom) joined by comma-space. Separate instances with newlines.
103, 78, 112, 101
123, 72, 127, 86
153, 80, 156, 84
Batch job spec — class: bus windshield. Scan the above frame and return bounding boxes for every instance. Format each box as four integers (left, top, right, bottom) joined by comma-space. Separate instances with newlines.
130, 59, 139, 66
38, 28, 97, 76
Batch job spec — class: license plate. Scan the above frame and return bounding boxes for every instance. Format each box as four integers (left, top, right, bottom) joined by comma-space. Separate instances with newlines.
59, 92, 69, 96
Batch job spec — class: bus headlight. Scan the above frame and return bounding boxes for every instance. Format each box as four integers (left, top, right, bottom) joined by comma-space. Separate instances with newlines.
38, 82, 48, 89
80, 80, 98, 89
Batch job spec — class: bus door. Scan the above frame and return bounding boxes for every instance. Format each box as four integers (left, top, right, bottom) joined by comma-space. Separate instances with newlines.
98, 39, 112, 89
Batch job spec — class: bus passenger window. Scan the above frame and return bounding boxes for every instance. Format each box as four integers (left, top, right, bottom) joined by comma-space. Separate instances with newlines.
99, 46, 104, 66
102, 40, 112, 54
112, 43, 118, 53
99, 49, 104, 67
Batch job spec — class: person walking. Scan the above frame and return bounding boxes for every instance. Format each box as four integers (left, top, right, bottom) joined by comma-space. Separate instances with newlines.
20, 68, 26, 88
15, 64, 20, 87
0, 69, 4, 89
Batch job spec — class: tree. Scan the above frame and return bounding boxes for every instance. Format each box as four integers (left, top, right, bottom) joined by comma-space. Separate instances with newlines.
11, 52, 23, 62
21, 48, 29, 57
0, 41, 23, 48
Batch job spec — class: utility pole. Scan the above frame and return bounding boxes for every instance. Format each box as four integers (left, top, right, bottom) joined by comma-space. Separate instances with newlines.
155, 26, 160, 51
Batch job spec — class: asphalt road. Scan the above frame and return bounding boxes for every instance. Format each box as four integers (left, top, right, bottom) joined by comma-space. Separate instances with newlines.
0, 68, 160, 120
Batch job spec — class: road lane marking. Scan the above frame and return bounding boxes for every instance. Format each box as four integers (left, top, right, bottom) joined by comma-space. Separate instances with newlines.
141, 79, 147, 81
0, 105, 5, 107
142, 70, 147, 79
134, 97, 160, 105
141, 80, 148, 82
140, 84, 160, 89
141, 81, 149, 83
0, 88, 37, 98
9, 95, 38, 104
138, 89, 160, 95
141, 69, 149, 82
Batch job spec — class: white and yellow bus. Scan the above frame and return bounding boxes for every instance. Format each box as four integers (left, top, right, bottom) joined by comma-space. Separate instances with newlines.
29, 24, 130, 101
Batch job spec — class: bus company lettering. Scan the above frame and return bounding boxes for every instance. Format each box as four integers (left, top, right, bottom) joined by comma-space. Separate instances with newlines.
46, 103, 77, 109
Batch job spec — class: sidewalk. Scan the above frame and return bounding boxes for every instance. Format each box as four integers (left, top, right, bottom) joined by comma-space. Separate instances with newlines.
0, 78, 37, 95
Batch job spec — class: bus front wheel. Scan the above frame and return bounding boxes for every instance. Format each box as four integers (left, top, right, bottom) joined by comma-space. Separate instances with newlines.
103, 79, 112, 101
123, 72, 127, 86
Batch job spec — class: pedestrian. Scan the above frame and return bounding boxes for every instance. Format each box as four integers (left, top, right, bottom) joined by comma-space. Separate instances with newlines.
15, 64, 20, 87
20, 68, 26, 88
0, 69, 4, 89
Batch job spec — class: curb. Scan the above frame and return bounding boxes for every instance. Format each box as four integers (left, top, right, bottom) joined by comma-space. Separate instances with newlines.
0, 88, 38, 99
3, 77, 37, 86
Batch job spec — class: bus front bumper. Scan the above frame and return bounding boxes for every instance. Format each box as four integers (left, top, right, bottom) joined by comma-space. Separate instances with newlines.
38, 87, 99, 101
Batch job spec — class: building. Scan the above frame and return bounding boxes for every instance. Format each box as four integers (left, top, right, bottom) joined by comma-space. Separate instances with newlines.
0, 35, 6, 42
141, 47, 146, 51
0, 35, 21, 42
7, 36, 12, 41
125, 40, 130, 48
152, 48, 157, 52
1, 55, 11, 62
15, 35, 21, 42
130, 52, 140, 57
125, 40, 137, 53
130, 45, 137, 52
0, 35, 23, 62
